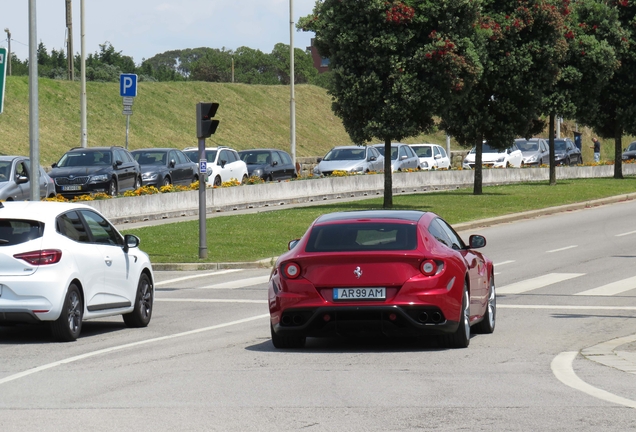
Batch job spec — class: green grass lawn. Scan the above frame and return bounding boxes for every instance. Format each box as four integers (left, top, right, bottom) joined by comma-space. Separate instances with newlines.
121, 177, 636, 263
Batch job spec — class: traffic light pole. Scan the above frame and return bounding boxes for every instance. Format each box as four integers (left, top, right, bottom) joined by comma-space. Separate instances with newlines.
198, 137, 207, 259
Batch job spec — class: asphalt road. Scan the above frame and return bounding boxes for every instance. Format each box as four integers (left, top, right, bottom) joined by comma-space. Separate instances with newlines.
1, 200, 636, 431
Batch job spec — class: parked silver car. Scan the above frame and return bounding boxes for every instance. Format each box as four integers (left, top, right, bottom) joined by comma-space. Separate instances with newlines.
372, 143, 420, 171
313, 145, 384, 176
0, 156, 56, 201
516, 138, 549, 166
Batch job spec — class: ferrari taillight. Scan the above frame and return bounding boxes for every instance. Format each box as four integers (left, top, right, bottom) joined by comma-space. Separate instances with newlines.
14, 250, 62, 265
283, 262, 301, 279
420, 259, 443, 276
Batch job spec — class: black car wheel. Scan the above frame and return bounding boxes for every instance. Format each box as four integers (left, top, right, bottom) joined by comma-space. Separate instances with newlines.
123, 273, 153, 328
162, 176, 171, 187
473, 275, 496, 334
566, 157, 571, 166
134, 176, 141, 190
270, 323, 306, 349
213, 176, 222, 187
440, 282, 470, 349
51, 283, 83, 342
241, 174, 248, 184
266, 175, 273, 182
108, 178, 118, 196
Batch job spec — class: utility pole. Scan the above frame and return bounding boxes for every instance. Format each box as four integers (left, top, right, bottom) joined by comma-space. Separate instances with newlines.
3, 28, 10, 76
65, 0, 74, 81
289, 0, 296, 170
28, 1, 40, 201
80, 0, 87, 147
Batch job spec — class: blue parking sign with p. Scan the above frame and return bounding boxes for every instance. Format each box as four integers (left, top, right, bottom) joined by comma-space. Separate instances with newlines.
120, 74, 138, 97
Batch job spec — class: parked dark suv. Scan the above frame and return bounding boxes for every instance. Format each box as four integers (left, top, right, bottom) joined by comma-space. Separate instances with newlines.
49, 147, 141, 196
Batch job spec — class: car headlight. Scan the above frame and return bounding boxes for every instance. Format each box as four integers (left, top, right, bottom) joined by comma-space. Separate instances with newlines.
142, 173, 158, 181
525, 155, 537, 163
252, 168, 263, 177
313, 167, 321, 175
421, 161, 429, 168
89, 174, 109, 183
496, 156, 505, 163
351, 166, 364, 172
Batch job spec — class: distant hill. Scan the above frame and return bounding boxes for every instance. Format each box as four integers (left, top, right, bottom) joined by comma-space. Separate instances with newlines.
0, 76, 453, 166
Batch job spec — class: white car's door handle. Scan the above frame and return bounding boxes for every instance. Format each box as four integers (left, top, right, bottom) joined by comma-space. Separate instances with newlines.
104, 257, 112, 266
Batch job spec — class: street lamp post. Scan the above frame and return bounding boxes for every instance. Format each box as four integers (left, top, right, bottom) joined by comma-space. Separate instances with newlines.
3, 28, 10, 76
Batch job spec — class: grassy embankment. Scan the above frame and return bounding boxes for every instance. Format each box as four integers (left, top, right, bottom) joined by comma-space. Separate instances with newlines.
1, 76, 450, 166
122, 178, 636, 263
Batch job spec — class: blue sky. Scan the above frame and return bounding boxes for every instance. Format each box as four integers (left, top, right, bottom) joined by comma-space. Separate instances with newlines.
1, 0, 316, 64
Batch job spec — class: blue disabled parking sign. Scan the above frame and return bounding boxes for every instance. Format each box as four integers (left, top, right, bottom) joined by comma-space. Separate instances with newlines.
120, 74, 138, 97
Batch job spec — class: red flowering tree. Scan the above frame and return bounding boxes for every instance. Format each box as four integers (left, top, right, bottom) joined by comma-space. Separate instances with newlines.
541, 0, 622, 184
298, 0, 482, 207
440, 0, 568, 194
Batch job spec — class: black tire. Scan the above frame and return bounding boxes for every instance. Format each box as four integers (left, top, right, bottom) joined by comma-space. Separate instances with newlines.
123, 273, 153, 328
108, 178, 118, 196
51, 283, 83, 342
270, 323, 306, 349
241, 174, 248, 184
213, 176, 222, 187
134, 176, 141, 190
266, 175, 273, 182
566, 157, 571, 166
162, 176, 171, 187
473, 275, 496, 334
440, 282, 470, 349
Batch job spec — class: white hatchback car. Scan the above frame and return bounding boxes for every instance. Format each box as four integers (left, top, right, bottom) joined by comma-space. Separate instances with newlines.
409, 144, 451, 170
183, 146, 248, 187
0, 201, 154, 341
463, 141, 523, 169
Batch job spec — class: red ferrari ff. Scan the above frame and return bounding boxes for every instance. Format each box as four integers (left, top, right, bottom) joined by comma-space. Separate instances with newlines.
268, 210, 495, 349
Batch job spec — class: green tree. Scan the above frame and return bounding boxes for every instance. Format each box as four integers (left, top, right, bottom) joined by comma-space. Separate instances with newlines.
269, 43, 318, 84
574, 0, 635, 179
189, 48, 233, 82
441, 0, 568, 194
299, 0, 482, 207
233, 46, 278, 84
541, 0, 621, 184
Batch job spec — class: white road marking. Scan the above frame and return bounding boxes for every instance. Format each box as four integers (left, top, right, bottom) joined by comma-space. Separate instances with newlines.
546, 245, 578, 253
616, 230, 636, 237
494, 260, 515, 267
154, 269, 242, 287
201, 275, 270, 289
497, 273, 584, 294
575, 276, 636, 297
156, 298, 267, 304
551, 352, 636, 409
499, 305, 636, 311
0, 313, 269, 386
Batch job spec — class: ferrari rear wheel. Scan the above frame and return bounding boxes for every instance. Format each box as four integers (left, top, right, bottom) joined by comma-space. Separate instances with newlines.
473, 274, 496, 334
270, 323, 306, 349
440, 282, 470, 349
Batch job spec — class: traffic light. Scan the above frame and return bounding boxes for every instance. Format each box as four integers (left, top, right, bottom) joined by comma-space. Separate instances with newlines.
196, 102, 220, 139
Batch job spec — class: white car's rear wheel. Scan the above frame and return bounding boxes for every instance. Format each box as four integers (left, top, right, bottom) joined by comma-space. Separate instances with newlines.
51, 283, 83, 342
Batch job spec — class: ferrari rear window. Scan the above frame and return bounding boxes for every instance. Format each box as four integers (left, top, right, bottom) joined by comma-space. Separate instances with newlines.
306, 223, 417, 252
0, 219, 44, 246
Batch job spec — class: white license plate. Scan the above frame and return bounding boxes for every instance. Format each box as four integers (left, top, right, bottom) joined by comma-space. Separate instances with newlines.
333, 287, 385, 301
62, 185, 82, 191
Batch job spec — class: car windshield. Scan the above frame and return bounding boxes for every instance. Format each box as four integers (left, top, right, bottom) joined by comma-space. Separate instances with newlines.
0, 219, 44, 246
516, 140, 539, 152
413, 146, 433, 158
305, 222, 417, 252
184, 150, 217, 163
554, 140, 567, 151
240, 151, 271, 165
0, 161, 10, 183
134, 152, 166, 165
627, 143, 636, 152
57, 151, 111, 167
323, 148, 366, 161
375, 146, 399, 160
481, 143, 504, 153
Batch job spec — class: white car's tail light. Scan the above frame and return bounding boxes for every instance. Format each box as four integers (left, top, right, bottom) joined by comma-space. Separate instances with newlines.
14, 249, 62, 265
284, 262, 301, 279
